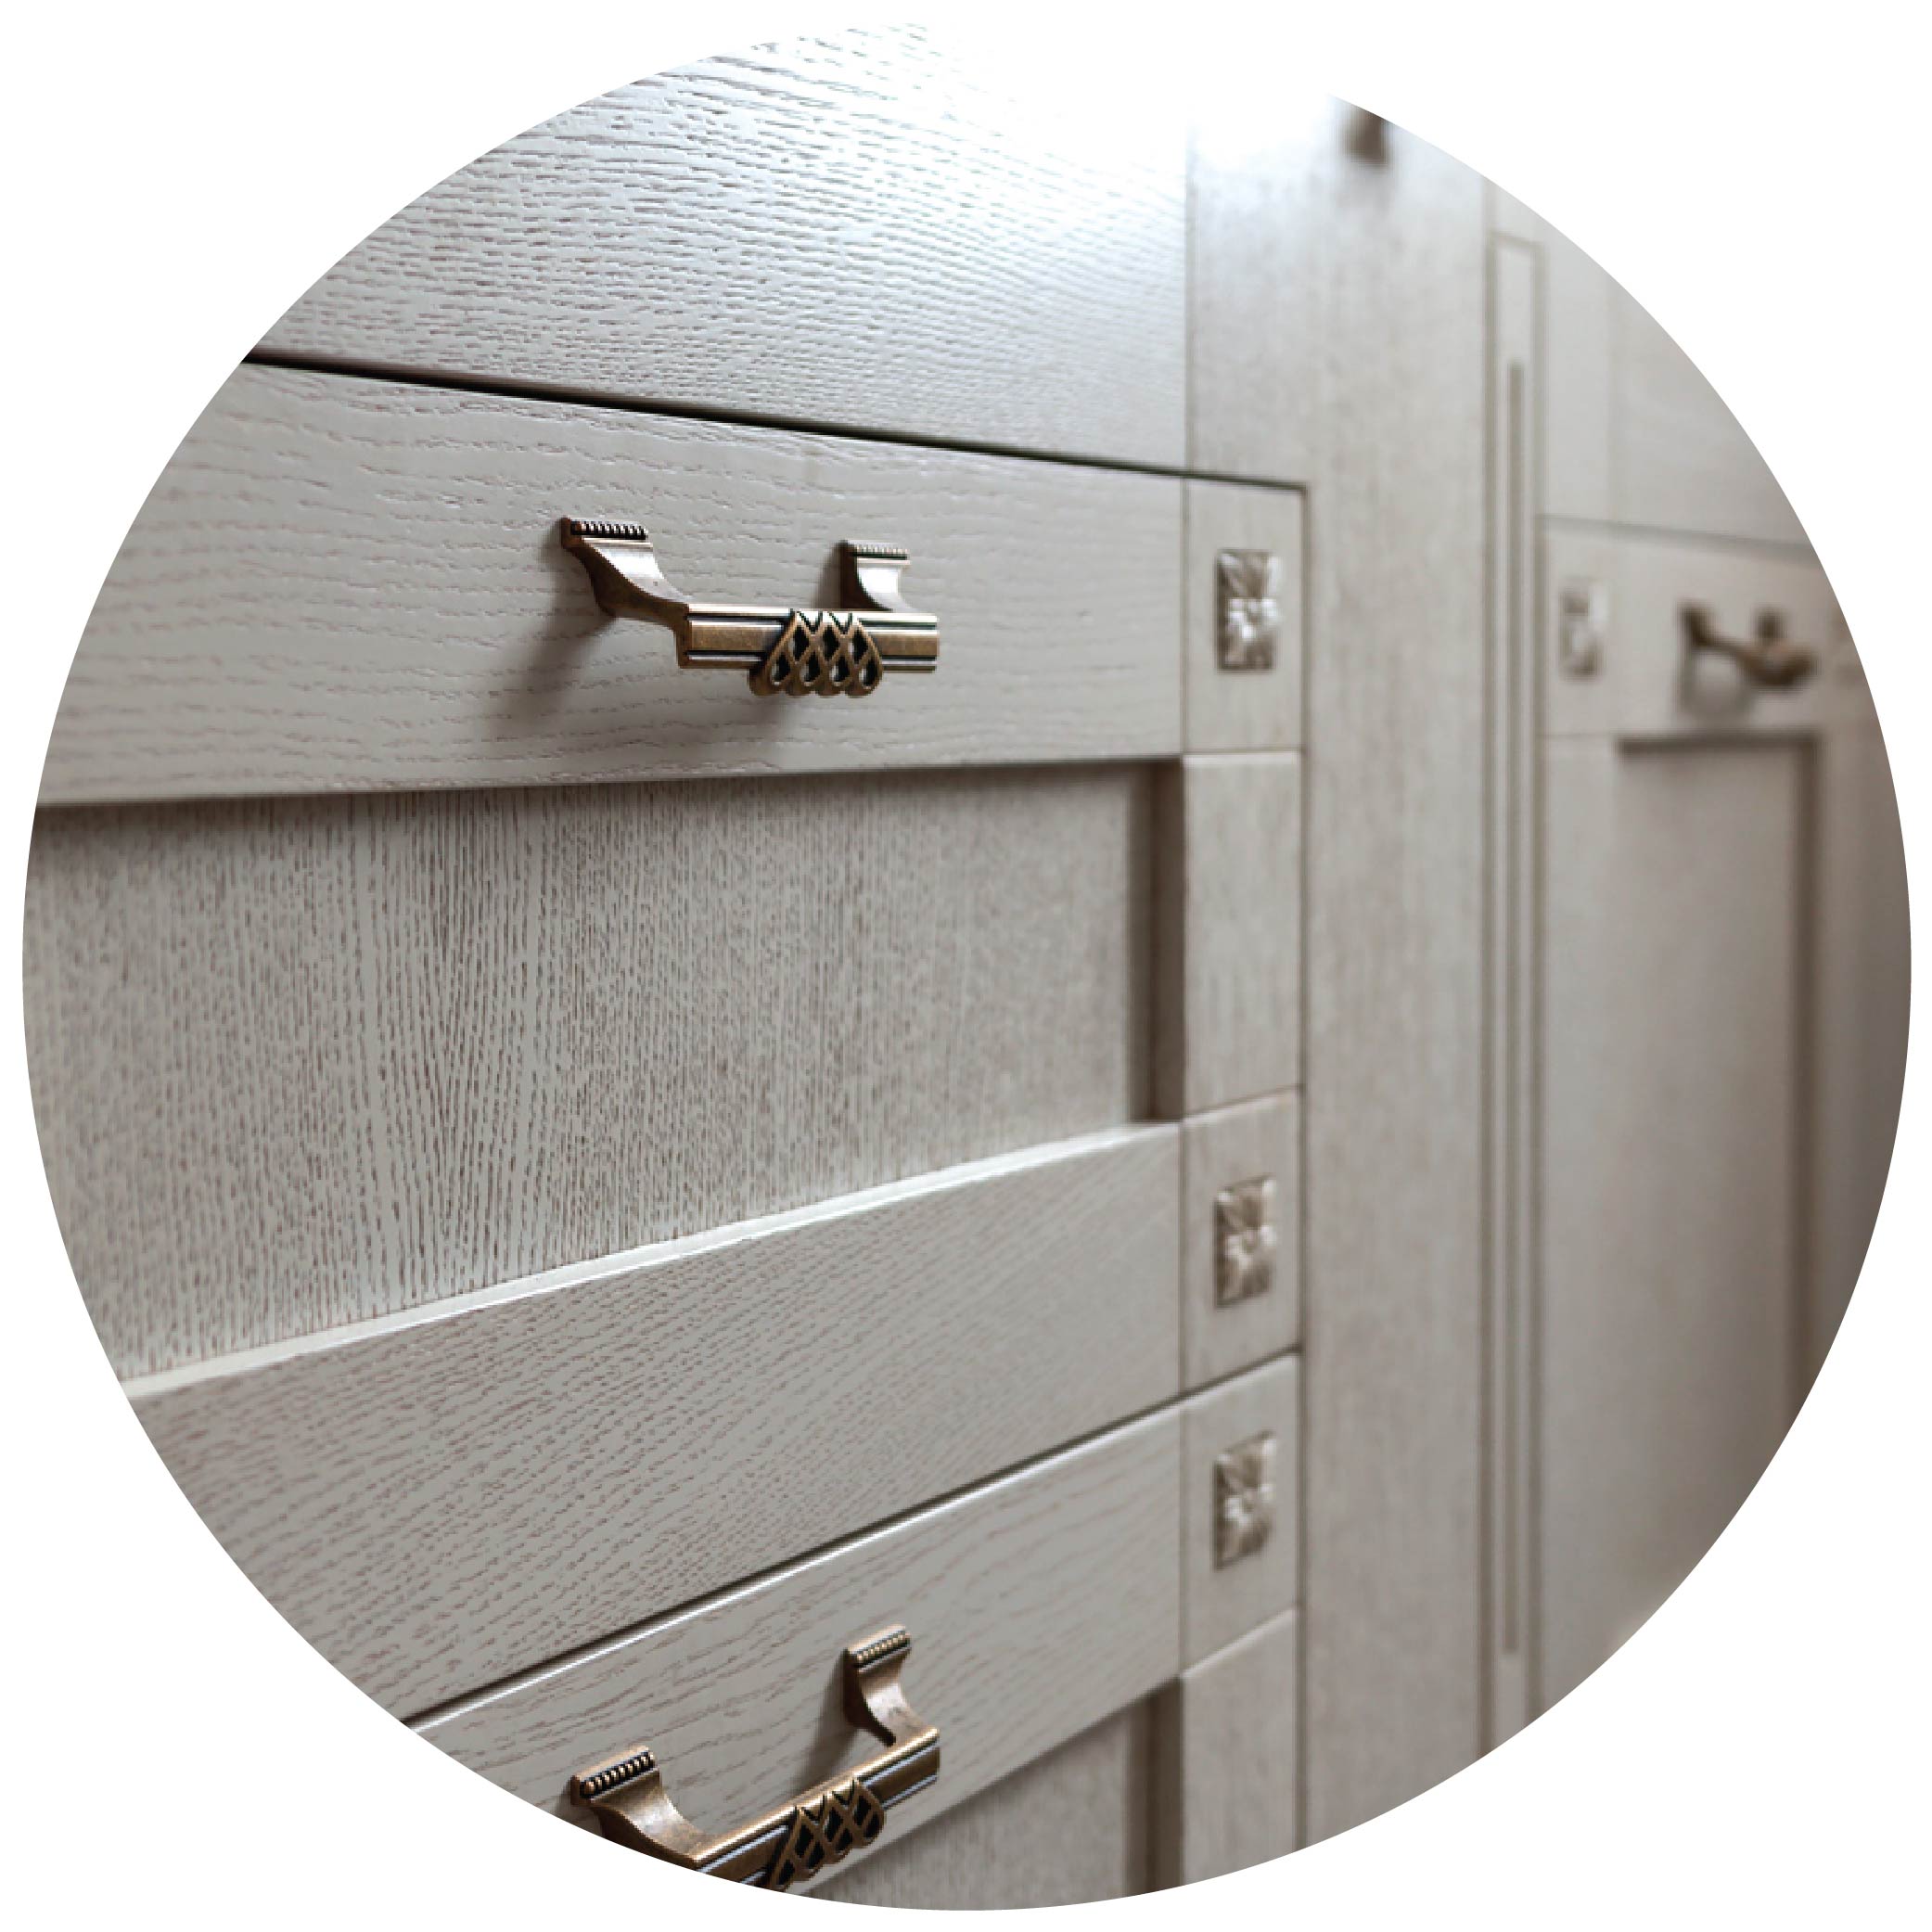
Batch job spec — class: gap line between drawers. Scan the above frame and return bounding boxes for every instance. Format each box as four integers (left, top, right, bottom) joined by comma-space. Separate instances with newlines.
243, 348, 1311, 496
407, 1350, 1299, 1735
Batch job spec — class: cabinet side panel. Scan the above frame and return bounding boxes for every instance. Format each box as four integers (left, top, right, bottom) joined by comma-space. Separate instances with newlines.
1300, 120, 1489, 1839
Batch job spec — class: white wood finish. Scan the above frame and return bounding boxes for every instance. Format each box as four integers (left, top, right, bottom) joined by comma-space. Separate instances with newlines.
419, 1411, 1182, 1875
1181, 1358, 1300, 1669
130, 1126, 1179, 1717
27, 766, 1152, 1377
1183, 481, 1305, 753
1180, 1094, 1300, 1390
1153, 1611, 1299, 1887
1152, 754, 1301, 1120
819, 1703, 1155, 1907
1543, 527, 1865, 744
1541, 736, 1806, 1704
259, 27, 1188, 468
1494, 198, 1806, 548
1283, 119, 1489, 1837
44, 365, 1184, 806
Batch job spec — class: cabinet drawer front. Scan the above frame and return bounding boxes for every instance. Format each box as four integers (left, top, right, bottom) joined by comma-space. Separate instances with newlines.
45, 365, 1182, 806
29, 766, 1156, 1379
128, 1126, 1180, 1716
419, 1409, 1182, 1888
257, 27, 1187, 468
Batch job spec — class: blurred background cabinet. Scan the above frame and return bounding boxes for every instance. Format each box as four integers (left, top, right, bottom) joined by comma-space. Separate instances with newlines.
1486, 196, 1908, 1737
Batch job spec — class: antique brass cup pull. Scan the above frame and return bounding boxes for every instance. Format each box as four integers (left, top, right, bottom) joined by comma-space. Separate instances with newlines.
560, 520, 940, 698
1682, 604, 1817, 691
569, 1627, 940, 1890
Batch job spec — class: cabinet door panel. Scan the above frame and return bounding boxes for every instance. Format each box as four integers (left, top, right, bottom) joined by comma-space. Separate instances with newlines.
1542, 736, 1804, 1702
1516, 202, 1909, 1711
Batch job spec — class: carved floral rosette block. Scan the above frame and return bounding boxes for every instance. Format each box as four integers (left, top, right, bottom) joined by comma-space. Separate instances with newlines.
1212, 1432, 1277, 1567
1213, 1176, 1278, 1307
1215, 549, 1282, 672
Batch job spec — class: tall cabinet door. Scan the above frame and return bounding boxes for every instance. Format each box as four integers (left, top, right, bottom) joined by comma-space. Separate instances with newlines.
1535, 535, 1905, 1708
1487, 196, 1908, 1725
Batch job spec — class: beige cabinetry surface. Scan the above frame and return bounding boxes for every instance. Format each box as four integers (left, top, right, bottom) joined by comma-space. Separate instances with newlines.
130, 1127, 1181, 1715
28, 31, 1904, 1908
29, 771, 1158, 1377
1484, 197, 1907, 1734
1534, 531, 1905, 1708
1193, 97, 1491, 1842
43, 365, 1184, 804
422, 1414, 1184, 1857
29, 32, 1318, 1907
258, 26, 1188, 469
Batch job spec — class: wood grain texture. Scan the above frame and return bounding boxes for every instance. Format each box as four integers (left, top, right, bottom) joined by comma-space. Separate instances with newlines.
1153, 754, 1301, 1119
259, 27, 1187, 467
1153, 1611, 1299, 1888
817, 1703, 1155, 1908
1542, 527, 1866, 744
1289, 117, 1490, 1839
27, 767, 1152, 1377
1540, 738, 1803, 1705
1187, 104, 1331, 481
1181, 1094, 1300, 1390
131, 1126, 1180, 1716
45, 365, 1183, 805
1182, 1358, 1300, 1669
1183, 481, 1305, 753
419, 1411, 1182, 1874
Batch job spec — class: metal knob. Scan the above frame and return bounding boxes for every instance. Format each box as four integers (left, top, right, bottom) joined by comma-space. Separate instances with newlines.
1682, 604, 1817, 692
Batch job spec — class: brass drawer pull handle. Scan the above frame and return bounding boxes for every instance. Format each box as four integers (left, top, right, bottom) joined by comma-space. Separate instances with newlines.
1682, 604, 1817, 691
560, 521, 940, 698
569, 1626, 940, 1890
